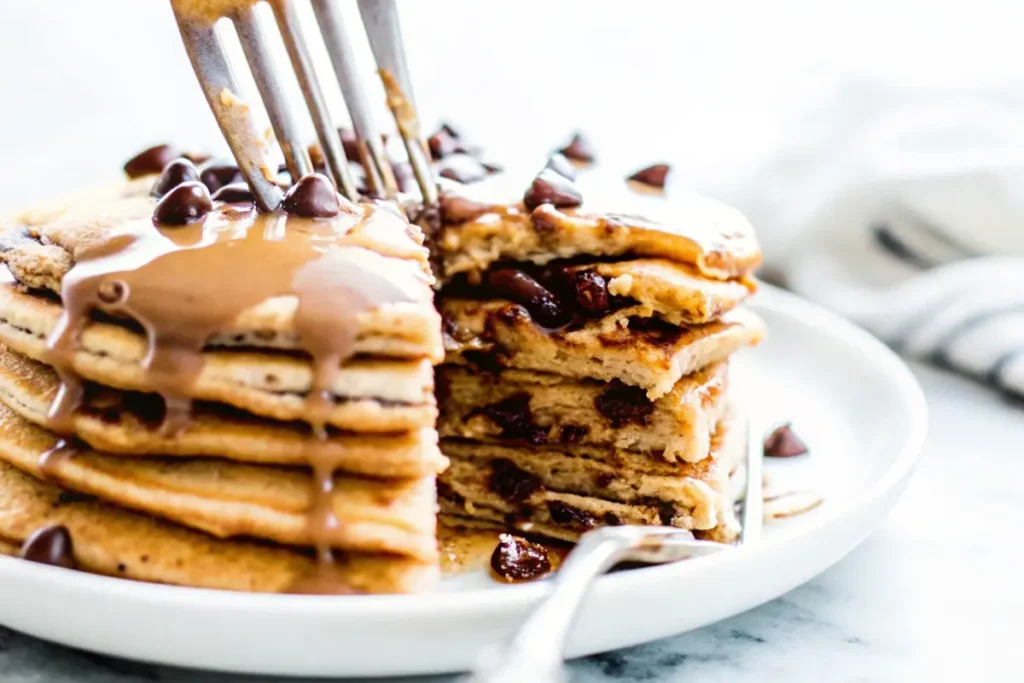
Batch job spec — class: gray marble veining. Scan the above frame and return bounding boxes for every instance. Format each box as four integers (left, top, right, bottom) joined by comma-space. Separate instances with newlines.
2, 364, 1021, 682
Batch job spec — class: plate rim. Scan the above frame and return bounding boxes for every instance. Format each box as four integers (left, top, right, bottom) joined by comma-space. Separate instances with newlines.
0, 285, 928, 619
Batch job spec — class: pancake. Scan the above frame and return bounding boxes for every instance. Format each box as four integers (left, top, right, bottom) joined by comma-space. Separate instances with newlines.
441, 298, 764, 399
438, 415, 744, 544
437, 362, 728, 462
435, 172, 762, 282
0, 283, 436, 431
0, 404, 437, 562
0, 347, 446, 476
0, 460, 437, 593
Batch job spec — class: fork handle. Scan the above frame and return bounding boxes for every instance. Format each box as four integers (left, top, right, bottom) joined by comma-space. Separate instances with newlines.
460, 532, 632, 683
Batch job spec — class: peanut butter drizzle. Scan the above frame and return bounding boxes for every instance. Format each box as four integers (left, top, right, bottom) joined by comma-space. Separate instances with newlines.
42, 200, 423, 593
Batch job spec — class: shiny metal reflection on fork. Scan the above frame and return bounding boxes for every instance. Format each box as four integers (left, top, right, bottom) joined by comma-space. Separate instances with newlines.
169, 0, 436, 212
462, 418, 765, 683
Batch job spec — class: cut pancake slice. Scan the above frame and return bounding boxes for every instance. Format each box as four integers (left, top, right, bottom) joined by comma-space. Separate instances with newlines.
438, 415, 744, 544
436, 174, 762, 281
0, 404, 438, 562
0, 284, 436, 431
443, 257, 755, 327
0, 460, 437, 593
442, 297, 765, 399
0, 347, 446, 477
437, 362, 728, 462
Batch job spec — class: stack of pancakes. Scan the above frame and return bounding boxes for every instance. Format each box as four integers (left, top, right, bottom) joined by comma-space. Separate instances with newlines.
0, 157, 445, 593
433, 163, 764, 542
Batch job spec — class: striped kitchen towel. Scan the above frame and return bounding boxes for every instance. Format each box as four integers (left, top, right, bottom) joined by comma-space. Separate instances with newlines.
784, 170, 1024, 399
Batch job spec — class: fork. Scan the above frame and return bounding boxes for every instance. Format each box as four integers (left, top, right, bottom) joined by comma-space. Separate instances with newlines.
169, 0, 437, 212
461, 418, 765, 683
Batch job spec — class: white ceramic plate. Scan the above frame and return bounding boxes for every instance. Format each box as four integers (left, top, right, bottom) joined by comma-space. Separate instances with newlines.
0, 286, 927, 678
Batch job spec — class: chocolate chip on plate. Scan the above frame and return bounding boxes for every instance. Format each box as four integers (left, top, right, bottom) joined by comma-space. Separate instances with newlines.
199, 162, 243, 194
628, 163, 670, 189
557, 132, 595, 164
282, 173, 342, 218
523, 168, 583, 211
124, 144, 180, 179
485, 267, 570, 328
212, 182, 255, 204
545, 153, 577, 181
19, 524, 75, 569
490, 534, 552, 583
153, 181, 213, 225
151, 159, 199, 198
763, 423, 808, 457
440, 191, 492, 224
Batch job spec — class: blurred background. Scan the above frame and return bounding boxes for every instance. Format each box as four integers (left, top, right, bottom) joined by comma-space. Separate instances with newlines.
5, 0, 1024, 266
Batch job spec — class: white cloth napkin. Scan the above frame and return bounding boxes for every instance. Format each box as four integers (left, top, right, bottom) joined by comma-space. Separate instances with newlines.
719, 81, 1024, 399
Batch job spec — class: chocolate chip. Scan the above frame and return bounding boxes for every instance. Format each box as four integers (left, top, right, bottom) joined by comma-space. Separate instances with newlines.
572, 271, 610, 315
199, 162, 242, 194
153, 181, 213, 225
19, 524, 75, 569
485, 268, 569, 328
523, 169, 583, 211
438, 154, 488, 184
595, 472, 614, 488
490, 534, 552, 583
545, 153, 577, 181
338, 127, 360, 160
151, 159, 200, 198
602, 512, 622, 526
594, 380, 654, 428
657, 501, 676, 526
559, 424, 588, 444
558, 132, 595, 164
477, 393, 547, 444
461, 349, 503, 373
212, 182, 255, 204
440, 191, 492, 224
628, 163, 670, 189
763, 423, 808, 457
281, 173, 341, 218
428, 127, 460, 160
488, 458, 542, 503
124, 144, 180, 179
547, 501, 596, 530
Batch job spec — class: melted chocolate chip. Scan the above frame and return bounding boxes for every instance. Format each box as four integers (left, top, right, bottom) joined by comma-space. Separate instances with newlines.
656, 500, 677, 526
282, 173, 341, 218
124, 144, 180, 179
153, 181, 213, 225
523, 169, 583, 211
763, 423, 808, 457
477, 393, 547, 444
547, 501, 597, 530
545, 153, 577, 181
461, 349, 503, 373
151, 159, 200, 198
485, 268, 569, 328
199, 163, 243, 194
490, 534, 552, 583
19, 524, 75, 569
602, 512, 622, 526
488, 458, 542, 503
572, 271, 610, 315
595, 472, 615, 488
440, 191, 492, 224
559, 424, 588, 444
628, 163, 670, 189
212, 182, 255, 204
558, 132, 595, 163
594, 380, 654, 428
438, 154, 488, 184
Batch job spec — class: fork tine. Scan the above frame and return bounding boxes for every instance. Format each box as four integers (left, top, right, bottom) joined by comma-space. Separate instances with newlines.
357, 0, 437, 204
311, 0, 397, 199
173, 17, 284, 212
234, 7, 311, 182
269, 0, 359, 200
740, 419, 764, 544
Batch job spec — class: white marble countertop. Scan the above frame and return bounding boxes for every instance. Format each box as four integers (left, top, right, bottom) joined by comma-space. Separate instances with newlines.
1, 362, 1020, 683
